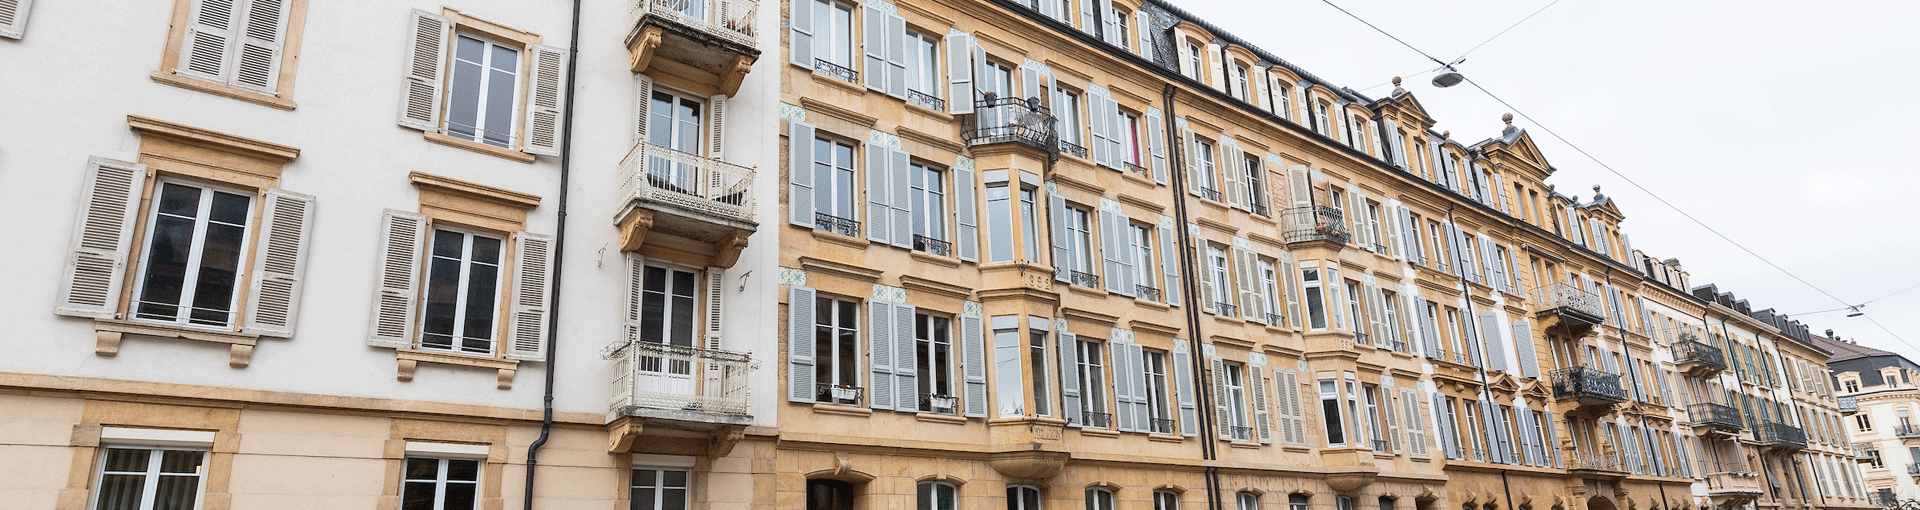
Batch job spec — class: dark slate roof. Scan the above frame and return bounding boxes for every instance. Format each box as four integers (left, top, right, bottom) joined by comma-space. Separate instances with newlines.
1812, 334, 1896, 363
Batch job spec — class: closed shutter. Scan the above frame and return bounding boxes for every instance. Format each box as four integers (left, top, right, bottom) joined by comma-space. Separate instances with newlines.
954, 165, 978, 262
788, 286, 818, 402
520, 44, 566, 156
885, 10, 907, 98
861, 4, 885, 91
366, 209, 428, 347
55, 158, 149, 319
1158, 217, 1180, 306
1211, 357, 1231, 439
1279, 251, 1300, 331
1277, 368, 1305, 445
1060, 331, 1082, 426
178, 0, 239, 83
1252, 365, 1272, 444
1049, 190, 1070, 282
230, 0, 290, 92
1172, 345, 1198, 437
889, 148, 912, 248
241, 188, 316, 338
396, 9, 451, 131
865, 143, 891, 244
789, 0, 814, 67
868, 300, 895, 410
1401, 388, 1427, 455
960, 314, 987, 417
1101, 209, 1125, 294
505, 232, 554, 361
945, 33, 974, 114
1345, 184, 1368, 249
1145, 108, 1167, 184
893, 303, 917, 412
787, 120, 817, 228
0, 0, 34, 39
1512, 319, 1540, 378
1479, 313, 1505, 373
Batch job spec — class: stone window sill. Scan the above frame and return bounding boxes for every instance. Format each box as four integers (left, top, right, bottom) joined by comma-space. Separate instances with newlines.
150, 71, 297, 111
93, 319, 261, 368
423, 131, 537, 164
395, 348, 519, 390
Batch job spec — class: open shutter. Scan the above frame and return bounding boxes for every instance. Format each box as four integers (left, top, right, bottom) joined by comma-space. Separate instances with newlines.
861, 4, 885, 91
960, 314, 987, 417
1544, 411, 1562, 467
705, 93, 727, 158
1134, 10, 1151, 55
1101, 209, 1125, 294
886, 10, 907, 98
1113, 214, 1136, 297
1479, 312, 1506, 373
521, 44, 567, 156
367, 209, 428, 348
1180, 123, 1201, 197
1344, 184, 1368, 249
1203, 43, 1222, 89
1145, 108, 1168, 184
704, 268, 724, 351
1195, 242, 1216, 314
0, 0, 34, 39
1279, 251, 1301, 331
865, 143, 891, 244
954, 164, 979, 262
1172, 344, 1198, 437
1158, 217, 1181, 306
1479, 401, 1503, 463
1398, 205, 1423, 264
1416, 296, 1439, 358
788, 286, 818, 402
1221, 138, 1246, 209
1513, 407, 1535, 466
1049, 189, 1070, 282
1512, 319, 1540, 378
894, 303, 917, 411
867, 300, 895, 410
890, 148, 912, 248
54, 158, 148, 319
945, 33, 974, 114
789, 0, 813, 67
1252, 365, 1272, 444
787, 120, 817, 228
1086, 89, 1112, 168
1381, 201, 1404, 260
1397, 284, 1419, 351
1111, 341, 1135, 432
397, 9, 451, 131
231, 0, 290, 92
1384, 385, 1402, 453
1232, 242, 1256, 321
1059, 331, 1082, 426
241, 188, 315, 338
179, 0, 240, 83
1127, 343, 1149, 432
1432, 394, 1456, 458
504, 232, 554, 361
1210, 357, 1231, 438
633, 74, 655, 143
1402, 388, 1427, 455
1363, 278, 1385, 346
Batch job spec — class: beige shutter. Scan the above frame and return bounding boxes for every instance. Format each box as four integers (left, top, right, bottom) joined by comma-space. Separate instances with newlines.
1384, 386, 1402, 453
54, 157, 148, 319
1231, 240, 1256, 321
366, 209, 428, 348
178, 0, 239, 83
505, 232, 554, 361
1252, 365, 1272, 444
521, 44, 567, 156
1211, 356, 1231, 438
1180, 123, 1200, 197
1286, 164, 1311, 209
1279, 251, 1300, 332
1220, 138, 1246, 209
1203, 43, 1222, 90
1402, 387, 1428, 455
231, 0, 291, 92
241, 188, 316, 338
396, 9, 452, 131
1195, 240, 1216, 314
1276, 368, 1305, 445
0, 0, 36, 39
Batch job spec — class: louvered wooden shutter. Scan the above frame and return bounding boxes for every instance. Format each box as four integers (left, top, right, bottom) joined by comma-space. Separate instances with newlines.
889, 148, 913, 248
1543, 411, 1561, 467
505, 231, 554, 361
1195, 243, 1216, 314
1180, 124, 1200, 196
865, 143, 891, 243
633, 74, 654, 144
1432, 394, 1455, 458
521, 44, 567, 156
867, 300, 895, 410
960, 314, 987, 417
1383, 385, 1402, 453
788, 0, 813, 67
1344, 184, 1368, 249
885, 10, 907, 98
179, 0, 239, 83
1277, 369, 1305, 445
788, 286, 818, 402
1252, 365, 1272, 444
1100, 209, 1125, 294
1366, 280, 1388, 347
1111, 340, 1135, 432
945, 34, 973, 114
367, 209, 428, 348
241, 188, 315, 338
705, 267, 724, 350
1416, 296, 1439, 358
787, 120, 816, 228
893, 303, 917, 411
953, 165, 978, 262
1127, 342, 1150, 431
704, 94, 728, 158
1203, 43, 1222, 89
1145, 108, 1167, 184
0, 0, 35, 39
1512, 319, 1540, 378
397, 9, 451, 131
1049, 190, 1070, 282
1158, 218, 1180, 306
1172, 345, 1198, 437
1210, 357, 1230, 439
1059, 331, 1082, 426
860, 4, 885, 91
55, 157, 148, 319
1134, 10, 1150, 55
1279, 251, 1301, 331
231, 0, 290, 92
1232, 242, 1256, 321
1401, 388, 1427, 455
1221, 138, 1246, 209
1086, 89, 1109, 168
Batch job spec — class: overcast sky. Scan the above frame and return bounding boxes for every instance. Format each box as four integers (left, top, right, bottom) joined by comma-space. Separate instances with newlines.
1174, 0, 1920, 362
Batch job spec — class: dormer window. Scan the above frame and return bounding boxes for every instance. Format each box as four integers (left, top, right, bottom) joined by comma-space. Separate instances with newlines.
1233, 65, 1250, 101
1187, 42, 1203, 78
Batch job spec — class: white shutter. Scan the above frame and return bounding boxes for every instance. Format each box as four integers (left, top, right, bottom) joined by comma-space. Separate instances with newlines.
1276, 368, 1305, 445
1098, 0, 1118, 45
704, 267, 724, 351
1078, 0, 1094, 31
1114, 214, 1136, 297
1384, 386, 1402, 453
367, 209, 428, 348
885, 11, 907, 98
706, 93, 727, 158
1134, 10, 1150, 56
1059, 331, 1082, 426
860, 4, 885, 91
865, 143, 891, 244
953, 165, 978, 262
1279, 251, 1300, 331
960, 314, 987, 417
788, 286, 818, 402
789, 0, 814, 67
788, 120, 817, 228
396, 9, 451, 131
1492, 174, 1508, 213
178, 0, 240, 83
521, 44, 567, 156
1195, 243, 1216, 314
1112, 340, 1136, 432
633, 74, 654, 144
1100, 209, 1125, 294
868, 300, 895, 410
1145, 108, 1168, 184
1127, 342, 1149, 431
945, 34, 974, 115
54, 157, 148, 319
0, 0, 35, 39
1402, 388, 1427, 456
1181, 124, 1201, 197
1203, 43, 1222, 90
1252, 365, 1272, 444
889, 148, 913, 249
1221, 138, 1246, 209
1050, 190, 1070, 282
1210, 357, 1231, 438
1382, 200, 1404, 260
893, 303, 917, 411
1172, 345, 1198, 437
231, 0, 290, 92
1345, 184, 1369, 249
1363, 278, 1386, 346
1232, 242, 1256, 321
504, 232, 554, 361
1158, 218, 1181, 306
241, 188, 315, 338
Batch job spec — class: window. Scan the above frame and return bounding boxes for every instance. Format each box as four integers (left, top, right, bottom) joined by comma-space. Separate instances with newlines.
131, 181, 254, 329
635, 265, 699, 363
1344, 280, 1363, 334
1078, 339, 1108, 426
1131, 224, 1157, 297
163, 0, 300, 100
1193, 138, 1218, 197
444, 34, 520, 148
1291, 494, 1310, 510
1462, 400, 1484, 460
1233, 65, 1250, 101
1445, 307, 1465, 362
91, 446, 207, 510
978, 59, 1015, 126
1303, 267, 1328, 330
1157, 490, 1182, 510
402, 457, 481, 510
1363, 384, 1383, 450
812, 137, 858, 234
918, 481, 958, 510
987, 185, 1014, 262
814, 295, 860, 404
1314, 103, 1331, 136
1056, 88, 1083, 149
1208, 244, 1231, 310
1381, 290, 1400, 347
1113, 8, 1130, 50
1344, 375, 1362, 447
1426, 221, 1448, 271
909, 163, 947, 251
1273, 83, 1293, 121
811, 0, 855, 72
421, 228, 505, 355
1243, 154, 1266, 213
1186, 42, 1203, 78
1348, 113, 1367, 151
1845, 379, 1860, 393
1122, 112, 1144, 167
1225, 362, 1249, 440
1146, 350, 1173, 434
646, 90, 707, 188
631, 468, 689, 510
1321, 378, 1344, 445
1064, 206, 1095, 279
1088, 488, 1116, 510
1237, 492, 1260, 510
1008, 485, 1043, 510
916, 312, 955, 413
1021, 186, 1041, 263
1258, 258, 1280, 326
1364, 201, 1382, 250
905, 30, 942, 108
808, 479, 856, 510
1031, 329, 1051, 416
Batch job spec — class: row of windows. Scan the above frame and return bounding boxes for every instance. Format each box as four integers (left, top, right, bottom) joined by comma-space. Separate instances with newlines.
889, 478, 1342, 510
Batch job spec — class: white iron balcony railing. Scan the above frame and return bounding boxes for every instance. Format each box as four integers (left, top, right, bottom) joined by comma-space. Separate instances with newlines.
608, 340, 752, 421
617, 141, 756, 226
629, 0, 758, 49
1531, 282, 1606, 323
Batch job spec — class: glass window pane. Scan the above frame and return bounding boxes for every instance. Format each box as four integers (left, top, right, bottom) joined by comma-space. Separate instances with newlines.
443, 481, 478, 510
461, 262, 499, 350
401, 481, 439, 510
158, 450, 202, 474
152, 474, 202, 510
136, 215, 196, 321
155, 183, 200, 217
471, 236, 502, 265
661, 469, 687, 488
447, 459, 481, 481
103, 448, 151, 472
96, 474, 147, 510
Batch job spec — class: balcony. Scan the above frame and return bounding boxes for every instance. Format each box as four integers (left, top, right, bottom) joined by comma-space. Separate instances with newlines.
1908, 463, 1920, 476
1840, 396, 1859, 415
963, 96, 1057, 156
1531, 282, 1606, 327
1705, 471, 1763, 504
1756, 421, 1807, 451
1673, 339, 1729, 377
627, 0, 761, 96
1551, 367, 1627, 409
1280, 206, 1350, 245
1059, 269, 1100, 289
1854, 442, 1879, 457
608, 341, 752, 426
1688, 402, 1744, 435
1896, 423, 1920, 439
1567, 451, 1627, 476
615, 142, 757, 266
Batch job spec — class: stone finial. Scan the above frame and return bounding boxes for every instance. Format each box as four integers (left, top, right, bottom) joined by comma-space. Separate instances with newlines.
1441, 130, 1450, 140
1392, 76, 1405, 95
1593, 185, 1602, 194
1502, 112, 1514, 127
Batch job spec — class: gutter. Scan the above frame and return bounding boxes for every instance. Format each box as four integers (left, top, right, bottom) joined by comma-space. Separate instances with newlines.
1161, 82, 1223, 510
523, 0, 583, 506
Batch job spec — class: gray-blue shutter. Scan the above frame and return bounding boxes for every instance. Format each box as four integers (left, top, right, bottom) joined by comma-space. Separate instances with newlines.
1480, 313, 1507, 373
868, 300, 894, 410
1512, 319, 1540, 378
789, 0, 813, 67
893, 303, 917, 411
1050, 189, 1070, 282
788, 121, 817, 228
1173, 346, 1199, 437
866, 143, 892, 244
1159, 218, 1181, 306
788, 286, 818, 402
960, 314, 987, 417
953, 166, 978, 262
1059, 331, 1082, 426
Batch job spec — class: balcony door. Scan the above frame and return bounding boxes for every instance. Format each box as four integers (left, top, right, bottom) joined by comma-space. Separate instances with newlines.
978, 60, 1013, 132
636, 264, 700, 398
647, 89, 705, 195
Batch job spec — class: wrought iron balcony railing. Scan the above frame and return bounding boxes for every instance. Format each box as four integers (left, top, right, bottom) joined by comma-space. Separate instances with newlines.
608, 341, 752, 419
1136, 285, 1162, 302
1059, 269, 1099, 288
1705, 471, 1762, 495
919, 393, 957, 415
813, 59, 857, 83
1354, 333, 1370, 347
1907, 463, 1920, 476
816, 383, 864, 406
1124, 161, 1150, 177
964, 96, 1057, 154
1229, 425, 1253, 442
1854, 442, 1879, 457
1688, 402, 1743, 431
1530, 282, 1606, 324
1280, 206, 1350, 244
1267, 313, 1287, 328
1149, 418, 1175, 435
1551, 366, 1627, 404
1673, 339, 1728, 372
906, 89, 944, 111
1082, 411, 1112, 429
1058, 139, 1088, 158
1758, 421, 1807, 450
1251, 203, 1270, 217
913, 234, 951, 257
815, 213, 860, 237
1840, 396, 1859, 414
617, 141, 756, 226
1215, 302, 1237, 317
1453, 351, 1475, 367
1567, 450, 1626, 472
1896, 423, 1920, 438
1196, 187, 1222, 202
1372, 439, 1389, 452
628, 0, 758, 48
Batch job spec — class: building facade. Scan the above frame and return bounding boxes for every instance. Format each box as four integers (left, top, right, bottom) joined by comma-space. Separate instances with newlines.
1824, 333, 1920, 506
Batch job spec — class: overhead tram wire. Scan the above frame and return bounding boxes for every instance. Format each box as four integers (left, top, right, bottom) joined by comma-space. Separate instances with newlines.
1316, 0, 1915, 350
1453, 0, 1564, 60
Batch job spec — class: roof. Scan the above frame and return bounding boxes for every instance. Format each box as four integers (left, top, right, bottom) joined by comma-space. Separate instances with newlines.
1812, 334, 1896, 364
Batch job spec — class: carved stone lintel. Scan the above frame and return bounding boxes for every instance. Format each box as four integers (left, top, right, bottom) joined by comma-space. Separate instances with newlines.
713, 229, 750, 268
397, 359, 418, 381
709, 427, 745, 459
95, 331, 123, 356
609, 420, 644, 452
719, 55, 754, 97
619, 209, 656, 252
496, 368, 516, 390
228, 344, 253, 368
1414, 488, 1436, 503
628, 25, 665, 73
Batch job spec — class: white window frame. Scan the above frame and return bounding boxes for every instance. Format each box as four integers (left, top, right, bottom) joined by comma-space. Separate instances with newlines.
811, 0, 855, 68
1087, 487, 1116, 510
1343, 280, 1363, 334
1225, 362, 1249, 440
1321, 377, 1344, 446
1156, 490, 1182, 510
636, 263, 702, 351
630, 467, 691, 510
1186, 42, 1203, 78
1077, 339, 1108, 423
1207, 244, 1231, 310
919, 480, 959, 510
1066, 206, 1095, 275
646, 88, 706, 156
1237, 492, 1259, 510
1381, 290, 1399, 346
1055, 87, 1083, 146
419, 227, 507, 356
916, 311, 957, 413
1258, 258, 1279, 326
812, 136, 858, 225
1363, 384, 1383, 449
909, 162, 947, 244
1121, 112, 1143, 166
1130, 224, 1156, 296
986, 184, 1013, 262
905, 29, 941, 100
1193, 139, 1218, 195
128, 179, 255, 331
1233, 65, 1249, 100
90, 445, 210, 510
1009, 484, 1044, 510
1243, 154, 1265, 212
1145, 349, 1171, 433
1303, 267, 1327, 330
1029, 328, 1051, 417
1020, 185, 1041, 263
814, 295, 862, 404
400, 456, 483, 510
444, 33, 523, 149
